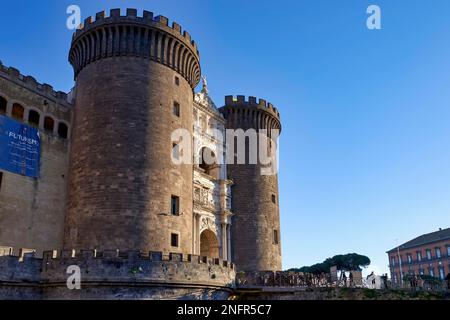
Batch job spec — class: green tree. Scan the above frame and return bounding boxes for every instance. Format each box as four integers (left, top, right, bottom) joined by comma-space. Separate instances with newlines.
287, 253, 371, 274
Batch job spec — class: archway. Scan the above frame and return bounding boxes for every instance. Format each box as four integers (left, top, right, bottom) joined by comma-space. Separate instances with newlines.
200, 229, 219, 258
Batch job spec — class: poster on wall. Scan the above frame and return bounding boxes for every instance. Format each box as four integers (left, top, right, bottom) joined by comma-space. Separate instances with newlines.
0, 115, 40, 178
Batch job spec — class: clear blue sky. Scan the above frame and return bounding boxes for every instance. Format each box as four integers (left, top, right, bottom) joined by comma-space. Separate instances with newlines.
2, 0, 450, 275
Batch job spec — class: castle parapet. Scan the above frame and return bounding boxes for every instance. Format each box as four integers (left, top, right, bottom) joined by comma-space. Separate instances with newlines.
0, 247, 236, 299
69, 8, 201, 88
0, 247, 42, 283
220, 95, 281, 132
0, 63, 72, 109
38, 249, 235, 287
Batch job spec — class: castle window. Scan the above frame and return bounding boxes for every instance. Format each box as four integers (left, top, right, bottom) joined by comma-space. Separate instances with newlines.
171, 195, 180, 216
272, 194, 276, 204
11, 103, 24, 120
28, 110, 40, 127
172, 143, 180, 160
273, 229, 279, 245
173, 101, 180, 117
0, 96, 7, 114
44, 116, 54, 133
174, 76, 180, 86
58, 122, 68, 139
171, 233, 179, 247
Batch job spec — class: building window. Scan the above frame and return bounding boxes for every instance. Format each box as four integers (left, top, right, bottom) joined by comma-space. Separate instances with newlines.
11, 103, 24, 120
417, 251, 422, 262
439, 267, 445, 280
58, 123, 68, 139
28, 110, 40, 127
273, 229, 279, 245
173, 101, 180, 117
426, 249, 432, 260
174, 76, 180, 86
407, 254, 412, 264
44, 116, 54, 133
419, 269, 424, 275
429, 268, 435, 277
435, 248, 442, 259
447, 246, 450, 257
172, 143, 180, 160
271, 194, 276, 204
391, 257, 396, 267
171, 233, 179, 247
0, 96, 7, 114
171, 195, 179, 216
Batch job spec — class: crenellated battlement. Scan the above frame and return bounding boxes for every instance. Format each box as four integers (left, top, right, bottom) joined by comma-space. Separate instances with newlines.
0, 63, 72, 108
40, 249, 234, 269
0, 246, 235, 295
0, 247, 42, 283
69, 8, 201, 87
73, 8, 198, 54
220, 95, 281, 131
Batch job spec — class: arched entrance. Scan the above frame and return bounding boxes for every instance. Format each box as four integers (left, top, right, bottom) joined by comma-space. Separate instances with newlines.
200, 229, 219, 258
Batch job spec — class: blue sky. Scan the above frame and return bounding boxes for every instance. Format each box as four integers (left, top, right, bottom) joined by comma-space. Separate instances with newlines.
1, 0, 450, 275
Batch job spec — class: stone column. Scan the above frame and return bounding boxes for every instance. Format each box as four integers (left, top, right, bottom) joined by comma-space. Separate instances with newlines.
194, 213, 200, 255
192, 213, 196, 254
39, 113, 45, 131
192, 213, 197, 255
53, 119, 59, 135
227, 224, 231, 262
221, 223, 227, 260
23, 108, 29, 124
6, 100, 12, 116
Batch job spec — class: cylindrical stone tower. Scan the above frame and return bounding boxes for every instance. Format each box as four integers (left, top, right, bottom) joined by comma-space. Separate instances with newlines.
219, 95, 282, 271
64, 9, 200, 253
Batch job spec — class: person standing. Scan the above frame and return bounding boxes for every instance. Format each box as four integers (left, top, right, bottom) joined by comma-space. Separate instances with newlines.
342, 271, 347, 287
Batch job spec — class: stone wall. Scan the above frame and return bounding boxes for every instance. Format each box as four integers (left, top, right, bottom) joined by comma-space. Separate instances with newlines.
0, 247, 235, 300
0, 65, 72, 256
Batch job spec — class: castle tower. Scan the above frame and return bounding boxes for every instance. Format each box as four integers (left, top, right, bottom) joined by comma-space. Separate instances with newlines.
64, 9, 201, 253
219, 95, 282, 271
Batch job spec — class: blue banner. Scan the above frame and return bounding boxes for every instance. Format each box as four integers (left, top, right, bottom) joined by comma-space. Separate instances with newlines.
0, 115, 40, 178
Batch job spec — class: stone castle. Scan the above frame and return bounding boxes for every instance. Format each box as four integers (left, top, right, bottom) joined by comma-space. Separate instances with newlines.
0, 8, 282, 299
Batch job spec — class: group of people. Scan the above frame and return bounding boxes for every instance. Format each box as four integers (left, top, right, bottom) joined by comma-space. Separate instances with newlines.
236, 271, 450, 291
236, 271, 359, 288
407, 273, 450, 291
340, 271, 356, 287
